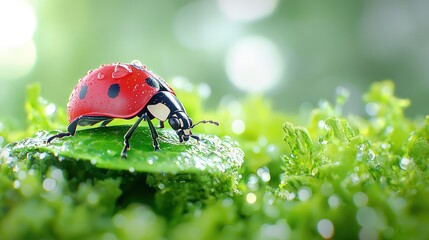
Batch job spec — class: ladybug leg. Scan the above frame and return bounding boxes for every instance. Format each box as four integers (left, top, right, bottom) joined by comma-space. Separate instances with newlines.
46, 132, 71, 143
158, 121, 165, 129
121, 114, 145, 158
145, 113, 160, 151
101, 119, 113, 127
191, 135, 200, 142
46, 117, 80, 143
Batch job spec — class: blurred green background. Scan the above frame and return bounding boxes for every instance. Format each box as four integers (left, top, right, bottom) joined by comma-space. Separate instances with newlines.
1, 0, 428, 127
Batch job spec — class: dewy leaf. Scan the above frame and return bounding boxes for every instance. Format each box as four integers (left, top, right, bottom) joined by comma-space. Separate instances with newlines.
283, 122, 313, 156
8, 126, 243, 174
324, 117, 355, 142
5, 125, 244, 197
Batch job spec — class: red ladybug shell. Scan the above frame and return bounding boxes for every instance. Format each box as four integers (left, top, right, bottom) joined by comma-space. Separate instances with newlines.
67, 63, 175, 123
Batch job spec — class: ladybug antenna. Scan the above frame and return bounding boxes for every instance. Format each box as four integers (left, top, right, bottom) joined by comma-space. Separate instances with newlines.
191, 120, 219, 128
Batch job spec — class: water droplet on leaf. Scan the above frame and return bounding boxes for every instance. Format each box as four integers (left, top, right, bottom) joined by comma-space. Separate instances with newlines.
399, 157, 410, 170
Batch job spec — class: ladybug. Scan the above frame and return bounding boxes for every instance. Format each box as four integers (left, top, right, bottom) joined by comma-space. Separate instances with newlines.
47, 60, 218, 158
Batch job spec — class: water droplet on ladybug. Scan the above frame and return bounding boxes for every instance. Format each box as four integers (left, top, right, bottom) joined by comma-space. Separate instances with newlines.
131, 60, 146, 70
112, 64, 132, 79
97, 72, 105, 80
87, 70, 93, 75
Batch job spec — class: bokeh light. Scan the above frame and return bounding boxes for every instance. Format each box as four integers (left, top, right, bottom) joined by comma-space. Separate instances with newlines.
217, 0, 278, 22
225, 36, 285, 93
0, 0, 36, 48
317, 219, 334, 239
174, 1, 238, 51
0, 0, 37, 80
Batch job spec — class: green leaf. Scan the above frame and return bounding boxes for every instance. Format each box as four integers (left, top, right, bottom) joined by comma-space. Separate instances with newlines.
4, 125, 244, 201
12, 126, 242, 174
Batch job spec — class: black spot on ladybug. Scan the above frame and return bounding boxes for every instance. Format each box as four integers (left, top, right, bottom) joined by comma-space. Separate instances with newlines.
146, 77, 159, 89
79, 85, 88, 100
108, 84, 120, 98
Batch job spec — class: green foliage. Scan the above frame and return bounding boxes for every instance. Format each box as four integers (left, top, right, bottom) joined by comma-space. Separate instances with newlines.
278, 80, 429, 239
1, 80, 428, 239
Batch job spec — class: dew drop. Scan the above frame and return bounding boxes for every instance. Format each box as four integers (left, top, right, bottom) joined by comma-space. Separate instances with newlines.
112, 64, 132, 79
350, 173, 360, 184
318, 120, 327, 129
97, 72, 105, 80
129, 167, 135, 173
381, 142, 390, 149
356, 151, 364, 161
399, 157, 410, 170
39, 152, 48, 160
195, 161, 206, 170
311, 168, 319, 176
131, 60, 146, 69
368, 150, 375, 161
106, 150, 115, 156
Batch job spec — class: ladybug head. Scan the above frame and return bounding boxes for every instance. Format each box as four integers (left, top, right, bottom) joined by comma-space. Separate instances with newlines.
168, 111, 194, 142
168, 111, 219, 143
